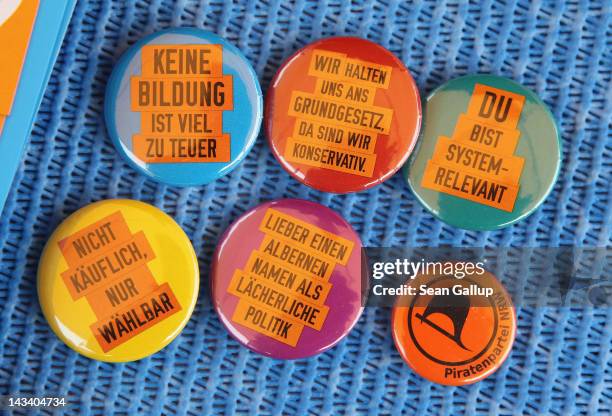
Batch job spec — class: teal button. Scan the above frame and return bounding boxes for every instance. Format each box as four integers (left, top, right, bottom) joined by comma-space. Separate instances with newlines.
404, 75, 561, 230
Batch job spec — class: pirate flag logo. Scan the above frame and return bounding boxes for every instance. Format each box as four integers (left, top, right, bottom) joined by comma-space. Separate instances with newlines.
406, 277, 498, 368
415, 293, 471, 351
392, 272, 516, 386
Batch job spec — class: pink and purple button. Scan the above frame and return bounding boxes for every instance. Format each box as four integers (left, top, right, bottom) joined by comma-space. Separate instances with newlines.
211, 199, 364, 359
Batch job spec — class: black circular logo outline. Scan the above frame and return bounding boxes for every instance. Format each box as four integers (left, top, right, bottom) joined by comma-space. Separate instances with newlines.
407, 275, 499, 367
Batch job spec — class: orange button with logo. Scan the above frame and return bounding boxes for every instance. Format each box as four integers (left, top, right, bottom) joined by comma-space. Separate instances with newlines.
391, 269, 516, 385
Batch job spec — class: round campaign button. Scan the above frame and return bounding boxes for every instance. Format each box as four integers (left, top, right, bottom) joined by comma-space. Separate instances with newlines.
105, 28, 263, 187
38, 199, 199, 362
405, 74, 561, 230
212, 199, 365, 359
392, 269, 516, 385
266, 37, 421, 193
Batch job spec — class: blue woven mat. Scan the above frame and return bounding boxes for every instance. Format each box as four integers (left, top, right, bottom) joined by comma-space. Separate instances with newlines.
0, 1, 610, 415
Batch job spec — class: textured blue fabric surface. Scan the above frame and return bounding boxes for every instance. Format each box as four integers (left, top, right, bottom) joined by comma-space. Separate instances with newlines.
0, 1, 610, 415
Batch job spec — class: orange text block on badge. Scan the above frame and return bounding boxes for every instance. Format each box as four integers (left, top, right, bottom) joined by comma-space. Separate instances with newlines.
307, 49, 348, 78
307, 49, 392, 89
244, 250, 333, 305
342, 57, 393, 89
259, 208, 354, 265
232, 297, 304, 347
452, 114, 521, 155
85, 266, 159, 320
288, 91, 393, 135
284, 136, 377, 178
292, 118, 378, 155
132, 133, 231, 163
466, 84, 526, 130
227, 270, 330, 331
421, 160, 519, 212
91, 282, 181, 352
313, 77, 378, 106
259, 234, 336, 280
58, 211, 132, 267
140, 44, 223, 78
140, 111, 223, 136
61, 230, 156, 300
130, 75, 233, 112
431, 136, 525, 185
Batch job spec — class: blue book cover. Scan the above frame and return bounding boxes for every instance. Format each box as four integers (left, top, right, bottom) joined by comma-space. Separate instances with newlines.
0, 0, 76, 212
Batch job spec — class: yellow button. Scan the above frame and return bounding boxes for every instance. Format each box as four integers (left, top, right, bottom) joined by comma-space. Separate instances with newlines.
37, 199, 199, 362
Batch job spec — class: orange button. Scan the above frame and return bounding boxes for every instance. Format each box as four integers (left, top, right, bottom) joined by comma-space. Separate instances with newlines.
391, 269, 516, 385
265, 37, 421, 193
